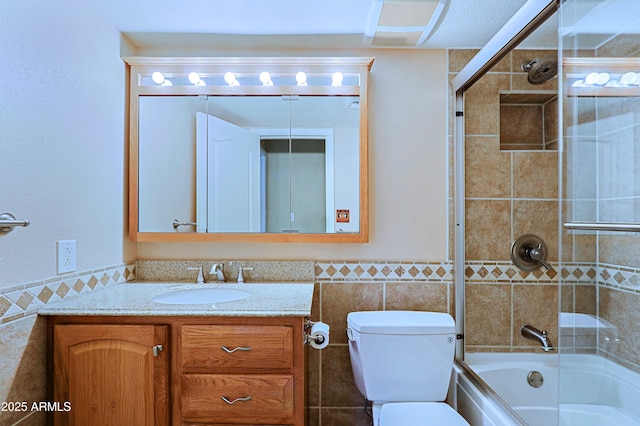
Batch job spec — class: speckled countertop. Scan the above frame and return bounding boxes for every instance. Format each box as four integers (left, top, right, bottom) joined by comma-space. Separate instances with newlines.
38, 282, 314, 317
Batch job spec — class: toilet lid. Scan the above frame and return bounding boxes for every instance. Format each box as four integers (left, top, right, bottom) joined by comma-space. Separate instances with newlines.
379, 402, 469, 425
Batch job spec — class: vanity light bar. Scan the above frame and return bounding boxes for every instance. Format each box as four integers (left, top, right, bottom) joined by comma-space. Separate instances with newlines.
140, 70, 356, 87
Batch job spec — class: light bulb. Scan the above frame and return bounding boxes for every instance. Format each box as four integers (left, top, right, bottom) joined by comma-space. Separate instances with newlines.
584, 72, 599, 85
596, 73, 610, 85
621, 72, 636, 85
259, 71, 273, 86
188, 72, 201, 85
161, 79, 172, 86
332, 72, 343, 86
224, 72, 239, 86
151, 71, 165, 85
296, 71, 307, 86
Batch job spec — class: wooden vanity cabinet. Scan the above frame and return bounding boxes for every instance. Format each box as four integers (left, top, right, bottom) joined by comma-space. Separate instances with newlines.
50, 316, 306, 426
174, 317, 306, 425
51, 322, 170, 426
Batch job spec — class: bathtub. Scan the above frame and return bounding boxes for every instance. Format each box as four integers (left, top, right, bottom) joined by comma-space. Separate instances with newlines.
464, 353, 640, 426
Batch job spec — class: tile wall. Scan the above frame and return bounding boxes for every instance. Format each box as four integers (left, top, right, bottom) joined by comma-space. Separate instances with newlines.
309, 261, 454, 425
449, 49, 561, 353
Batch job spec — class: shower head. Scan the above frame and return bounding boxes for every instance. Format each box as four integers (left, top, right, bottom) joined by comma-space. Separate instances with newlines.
521, 55, 558, 85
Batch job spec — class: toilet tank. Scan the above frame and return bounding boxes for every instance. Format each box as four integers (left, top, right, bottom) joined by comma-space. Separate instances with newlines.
347, 311, 456, 403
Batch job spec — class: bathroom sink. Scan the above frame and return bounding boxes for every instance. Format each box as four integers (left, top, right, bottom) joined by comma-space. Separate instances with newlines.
151, 288, 251, 305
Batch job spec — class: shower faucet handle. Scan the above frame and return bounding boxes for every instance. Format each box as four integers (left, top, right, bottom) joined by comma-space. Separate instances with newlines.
511, 234, 552, 272
528, 244, 551, 270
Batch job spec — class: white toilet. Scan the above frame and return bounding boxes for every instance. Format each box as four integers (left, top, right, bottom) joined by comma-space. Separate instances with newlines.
347, 311, 469, 425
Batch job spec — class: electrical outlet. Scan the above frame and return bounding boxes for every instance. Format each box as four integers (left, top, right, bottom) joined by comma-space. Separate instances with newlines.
57, 240, 76, 274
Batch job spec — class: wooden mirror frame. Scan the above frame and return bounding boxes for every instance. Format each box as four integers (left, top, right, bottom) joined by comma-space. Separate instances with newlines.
124, 56, 373, 243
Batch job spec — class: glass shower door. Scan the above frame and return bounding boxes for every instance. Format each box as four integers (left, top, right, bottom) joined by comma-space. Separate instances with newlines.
559, 0, 640, 424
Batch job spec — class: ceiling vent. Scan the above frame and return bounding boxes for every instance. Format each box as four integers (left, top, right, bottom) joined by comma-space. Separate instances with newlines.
364, 0, 449, 47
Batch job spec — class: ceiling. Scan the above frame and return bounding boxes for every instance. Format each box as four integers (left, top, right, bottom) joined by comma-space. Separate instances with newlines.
87, 0, 558, 50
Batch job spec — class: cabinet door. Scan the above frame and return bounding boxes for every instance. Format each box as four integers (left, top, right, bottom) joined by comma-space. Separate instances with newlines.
53, 324, 168, 426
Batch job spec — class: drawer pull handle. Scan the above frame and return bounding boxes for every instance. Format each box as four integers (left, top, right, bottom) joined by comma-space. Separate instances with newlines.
221, 396, 252, 405
221, 345, 252, 353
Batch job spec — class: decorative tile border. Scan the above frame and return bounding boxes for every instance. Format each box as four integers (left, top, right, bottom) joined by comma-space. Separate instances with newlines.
0, 263, 136, 325
464, 261, 558, 283
599, 263, 640, 293
3, 259, 634, 326
315, 261, 453, 281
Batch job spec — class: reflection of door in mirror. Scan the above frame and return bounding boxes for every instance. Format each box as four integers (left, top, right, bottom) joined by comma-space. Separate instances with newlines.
196, 113, 260, 232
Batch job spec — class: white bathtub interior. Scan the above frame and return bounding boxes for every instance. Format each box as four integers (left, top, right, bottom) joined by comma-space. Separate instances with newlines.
465, 353, 640, 426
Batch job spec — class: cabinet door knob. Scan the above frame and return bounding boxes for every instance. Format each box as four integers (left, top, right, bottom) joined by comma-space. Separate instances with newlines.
152, 345, 163, 357
221, 396, 252, 405
220, 345, 252, 353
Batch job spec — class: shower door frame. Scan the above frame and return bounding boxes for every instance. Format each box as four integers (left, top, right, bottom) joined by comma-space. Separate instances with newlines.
450, 0, 559, 361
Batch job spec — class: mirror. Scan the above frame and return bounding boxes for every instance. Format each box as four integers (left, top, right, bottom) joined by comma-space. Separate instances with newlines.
125, 57, 372, 243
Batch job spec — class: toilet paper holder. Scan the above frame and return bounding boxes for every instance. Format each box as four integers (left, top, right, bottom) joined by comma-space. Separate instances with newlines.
304, 319, 328, 346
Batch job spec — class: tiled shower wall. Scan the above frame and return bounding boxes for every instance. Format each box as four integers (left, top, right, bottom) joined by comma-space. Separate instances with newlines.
449, 49, 561, 353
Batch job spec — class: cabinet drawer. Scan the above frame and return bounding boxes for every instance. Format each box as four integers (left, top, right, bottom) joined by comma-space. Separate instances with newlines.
180, 325, 293, 372
181, 374, 294, 424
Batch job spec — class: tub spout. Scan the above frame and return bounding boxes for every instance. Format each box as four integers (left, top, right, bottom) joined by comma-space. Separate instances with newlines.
521, 325, 555, 351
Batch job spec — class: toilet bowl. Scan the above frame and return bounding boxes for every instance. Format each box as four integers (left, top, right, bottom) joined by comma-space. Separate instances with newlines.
379, 402, 468, 425
346, 311, 469, 426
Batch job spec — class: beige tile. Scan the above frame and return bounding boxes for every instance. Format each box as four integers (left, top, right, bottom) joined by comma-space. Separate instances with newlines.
600, 234, 640, 268
513, 284, 558, 348
385, 282, 448, 312
500, 105, 544, 148
307, 344, 321, 406
465, 200, 511, 261
465, 136, 511, 199
449, 49, 511, 73
513, 151, 558, 199
544, 97, 558, 145
308, 408, 320, 426
560, 284, 574, 313
0, 316, 47, 426
448, 49, 479, 73
320, 408, 372, 426
575, 284, 596, 315
513, 200, 559, 261
465, 283, 512, 347
321, 345, 363, 407
598, 33, 640, 57
465, 74, 510, 135
599, 287, 640, 368
321, 283, 383, 344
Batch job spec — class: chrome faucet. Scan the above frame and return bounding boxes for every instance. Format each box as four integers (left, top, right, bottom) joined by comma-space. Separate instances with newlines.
209, 263, 226, 282
521, 325, 555, 351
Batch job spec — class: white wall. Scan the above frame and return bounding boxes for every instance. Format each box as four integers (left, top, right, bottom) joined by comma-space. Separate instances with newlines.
134, 49, 449, 261
0, 0, 135, 288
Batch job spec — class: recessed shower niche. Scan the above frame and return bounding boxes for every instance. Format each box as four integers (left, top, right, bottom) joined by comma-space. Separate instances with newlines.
499, 90, 558, 150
